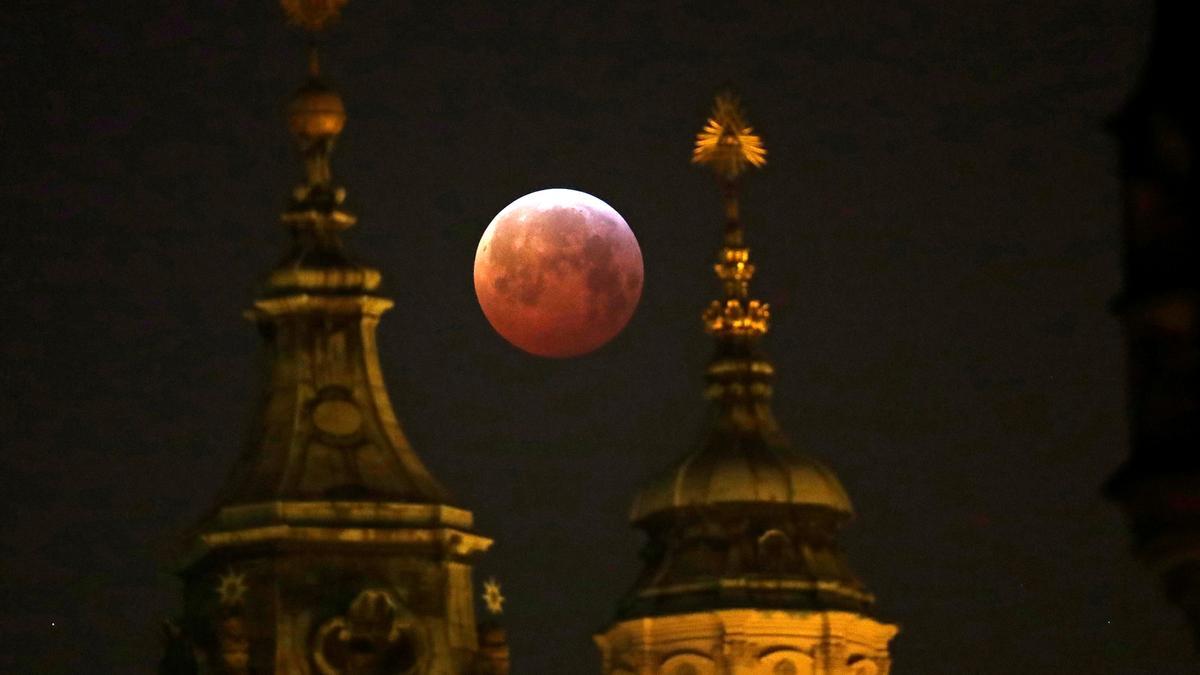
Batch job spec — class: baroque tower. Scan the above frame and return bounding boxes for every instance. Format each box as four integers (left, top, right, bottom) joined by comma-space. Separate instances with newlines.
595, 96, 897, 675
163, 3, 493, 673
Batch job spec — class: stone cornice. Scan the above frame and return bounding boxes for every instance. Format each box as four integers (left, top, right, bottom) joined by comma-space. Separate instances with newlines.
180, 500, 493, 569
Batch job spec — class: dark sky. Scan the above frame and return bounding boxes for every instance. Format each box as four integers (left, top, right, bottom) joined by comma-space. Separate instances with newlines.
1, 1, 1192, 672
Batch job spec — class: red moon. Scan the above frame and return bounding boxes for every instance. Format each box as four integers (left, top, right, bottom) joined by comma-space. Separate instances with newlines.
474, 189, 644, 358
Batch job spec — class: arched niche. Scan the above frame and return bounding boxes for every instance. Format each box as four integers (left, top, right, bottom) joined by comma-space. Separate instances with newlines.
757, 647, 814, 675
846, 656, 879, 675
659, 650, 716, 675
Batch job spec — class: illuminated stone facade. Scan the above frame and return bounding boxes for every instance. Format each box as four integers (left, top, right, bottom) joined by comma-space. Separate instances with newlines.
165, 7, 896, 674
163, 24, 494, 673
596, 97, 897, 674
596, 610, 893, 675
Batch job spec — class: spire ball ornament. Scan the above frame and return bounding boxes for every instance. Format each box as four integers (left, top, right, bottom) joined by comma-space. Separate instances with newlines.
287, 80, 346, 141
277, 2, 353, 231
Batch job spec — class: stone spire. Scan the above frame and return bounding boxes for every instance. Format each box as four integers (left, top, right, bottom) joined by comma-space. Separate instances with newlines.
214, 2, 445, 506
597, 94, 897, 675
163, 4, 492, 672
629, 94, 858, 544
695, 94, 775, 405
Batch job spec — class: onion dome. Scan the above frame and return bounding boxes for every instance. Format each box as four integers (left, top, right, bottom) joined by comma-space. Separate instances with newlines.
630, 437, 853, 524
632, 93, 852, 525
615, 95, 873, 619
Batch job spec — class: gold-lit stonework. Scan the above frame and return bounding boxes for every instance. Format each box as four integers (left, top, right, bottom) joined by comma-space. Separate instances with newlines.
693, 95, 771, 341
311, 588, 428, 675
215, 569, 248, 607
169, 4, 495, 673
311, 398, 363, 437
693, 94, 767, 182
481, 579, 505, 615
597, 95, 897, 674
702, 298, 770, 337
596, 610, 894, 675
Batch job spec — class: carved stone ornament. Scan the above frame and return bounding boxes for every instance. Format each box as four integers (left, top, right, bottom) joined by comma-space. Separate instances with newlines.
312, 589, 427, 675
216, 614, 250, 674
308, 387, 365, 446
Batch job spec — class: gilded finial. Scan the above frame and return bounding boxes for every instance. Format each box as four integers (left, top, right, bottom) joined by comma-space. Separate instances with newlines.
280, 0, 348, 33
692, 93, 767, 182
695, 93, 770, 339
276, 0, 354, 237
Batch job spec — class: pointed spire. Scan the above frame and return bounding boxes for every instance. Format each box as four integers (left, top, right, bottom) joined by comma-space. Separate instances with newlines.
692, 92, 773, 421
627, 93, 853, 527
612, 96, 882, 635
694, 94, 771, 342
199, 0, 446, 505
171, 6, 493, 671
280, 23, 353, 235
283, 73, 351, 230
267, 0, 378, 294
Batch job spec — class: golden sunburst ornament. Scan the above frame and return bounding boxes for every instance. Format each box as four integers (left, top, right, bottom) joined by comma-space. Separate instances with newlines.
215, 569, 249, 607
281, 0, 349, 33
481, 578, 505, 615
692, 94, 767, 181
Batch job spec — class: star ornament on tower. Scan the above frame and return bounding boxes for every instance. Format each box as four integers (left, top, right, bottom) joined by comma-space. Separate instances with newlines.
481, 578, 505, 615
215, 569, 249, 607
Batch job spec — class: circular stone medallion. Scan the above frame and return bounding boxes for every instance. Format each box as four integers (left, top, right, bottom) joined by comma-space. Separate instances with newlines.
312, 399, 363, 437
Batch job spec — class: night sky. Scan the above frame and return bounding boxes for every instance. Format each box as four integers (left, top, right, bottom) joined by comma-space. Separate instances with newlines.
1, 1, 1193, 672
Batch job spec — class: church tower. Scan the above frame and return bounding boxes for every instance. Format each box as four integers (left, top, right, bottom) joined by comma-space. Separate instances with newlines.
595, 96, 897, 675
164, 3, 492, 673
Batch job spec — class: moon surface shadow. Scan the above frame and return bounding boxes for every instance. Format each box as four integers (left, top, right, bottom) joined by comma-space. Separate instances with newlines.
474, 189, 644, 358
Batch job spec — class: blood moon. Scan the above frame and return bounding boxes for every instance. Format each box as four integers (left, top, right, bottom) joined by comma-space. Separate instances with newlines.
474, 189, 644, 358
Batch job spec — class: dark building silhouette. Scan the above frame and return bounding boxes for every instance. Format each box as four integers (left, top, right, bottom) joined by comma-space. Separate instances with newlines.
1106, 0, 1200, 650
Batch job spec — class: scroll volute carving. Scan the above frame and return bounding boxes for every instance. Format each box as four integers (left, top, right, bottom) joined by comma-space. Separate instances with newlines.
660, 652, 716, 675
758, 648, 814, 675
312, 588, 424, 675
846, 656, 879, 675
